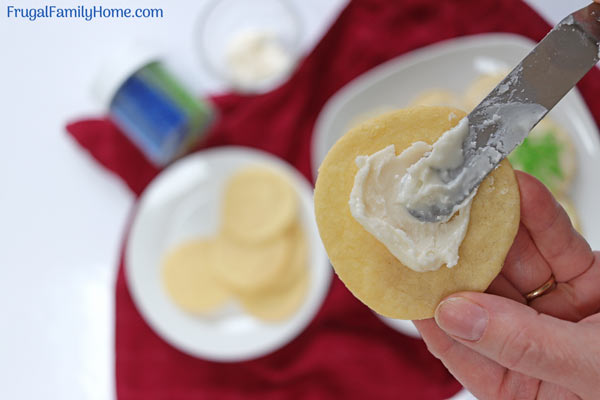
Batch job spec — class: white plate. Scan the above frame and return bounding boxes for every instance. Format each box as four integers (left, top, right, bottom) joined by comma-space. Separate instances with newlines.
376, 314, 421, 338
312, 33, 600, 333
126, 146, 332, 362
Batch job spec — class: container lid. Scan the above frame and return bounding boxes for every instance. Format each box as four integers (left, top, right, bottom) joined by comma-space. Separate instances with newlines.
92, 42, 160, 107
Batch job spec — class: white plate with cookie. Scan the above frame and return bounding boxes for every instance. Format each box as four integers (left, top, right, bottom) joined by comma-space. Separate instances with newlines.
126, 146, 331, 362
312, 33, 600, 333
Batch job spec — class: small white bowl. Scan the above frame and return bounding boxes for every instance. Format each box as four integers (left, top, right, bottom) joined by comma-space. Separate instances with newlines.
126, 146, 332, 362
195, 0, 303, 93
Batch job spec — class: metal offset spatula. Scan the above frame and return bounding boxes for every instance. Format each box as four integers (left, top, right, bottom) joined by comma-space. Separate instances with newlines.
409, 3, 600, 222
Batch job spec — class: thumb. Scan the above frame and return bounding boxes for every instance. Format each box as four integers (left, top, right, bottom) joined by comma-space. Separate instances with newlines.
434, 292, 599, 397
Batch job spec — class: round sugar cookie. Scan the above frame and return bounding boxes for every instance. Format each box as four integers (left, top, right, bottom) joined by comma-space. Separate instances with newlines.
161, 239, 231, 314
222, 166, 297, 243
346, 106, 395, 132
463, 72, 506, 111
212, 229, 293, 293
247, 224, 307, 293
232, 224, 309, 321
314, 106, 520, 320
409, 89, 463, 109
239, 268, 309, 322
265, 224, 307, 291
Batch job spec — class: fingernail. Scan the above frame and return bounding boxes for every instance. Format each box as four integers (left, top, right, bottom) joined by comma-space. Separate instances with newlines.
435, 297, 488, 341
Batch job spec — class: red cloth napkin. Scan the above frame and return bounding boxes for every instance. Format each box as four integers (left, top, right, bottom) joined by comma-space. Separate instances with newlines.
67, 0, 600, 398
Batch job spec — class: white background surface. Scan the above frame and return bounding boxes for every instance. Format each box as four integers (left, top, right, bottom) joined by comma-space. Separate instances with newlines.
0, 0, 592, 399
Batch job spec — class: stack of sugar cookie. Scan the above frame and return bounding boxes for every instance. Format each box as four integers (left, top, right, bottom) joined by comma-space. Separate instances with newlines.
161, 165, 309, 322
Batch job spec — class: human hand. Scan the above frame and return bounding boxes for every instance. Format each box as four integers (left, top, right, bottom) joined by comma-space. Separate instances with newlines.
414, 171, 600, 399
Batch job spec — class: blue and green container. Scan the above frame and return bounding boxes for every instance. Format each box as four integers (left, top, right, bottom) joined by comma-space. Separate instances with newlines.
94, 45, 214, 166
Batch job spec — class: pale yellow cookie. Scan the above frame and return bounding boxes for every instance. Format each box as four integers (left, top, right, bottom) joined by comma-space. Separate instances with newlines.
463, 72, 506, 111
409, 89, 463, 109
211, 229, 294, 293
237, 224, 308, 321
258, 224, 307, 292
314, 106, 520, 320
346, 106, 395, 131
161, 239, 231, 314
239, 268, 309, 322
222, 166, 297, 243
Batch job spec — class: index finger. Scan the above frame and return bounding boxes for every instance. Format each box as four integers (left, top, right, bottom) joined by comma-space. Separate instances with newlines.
516, 171, 594, 282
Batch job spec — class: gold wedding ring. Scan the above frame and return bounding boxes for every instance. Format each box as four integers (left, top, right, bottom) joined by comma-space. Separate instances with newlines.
525, 275, 556, 301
